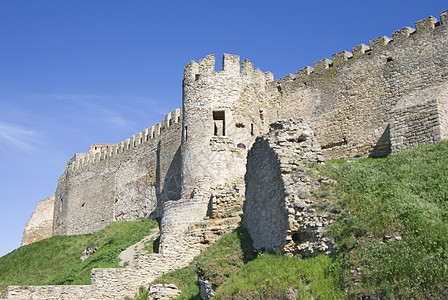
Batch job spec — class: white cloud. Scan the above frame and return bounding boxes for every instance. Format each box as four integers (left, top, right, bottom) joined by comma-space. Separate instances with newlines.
0, 122, 40, 151
49, 94, 137, 129
106, 115, 132, 129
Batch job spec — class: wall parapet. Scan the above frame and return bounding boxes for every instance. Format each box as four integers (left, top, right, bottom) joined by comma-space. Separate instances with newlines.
285, 9, 448, 83
67, 107, 182, 172
183, 53, 274, 84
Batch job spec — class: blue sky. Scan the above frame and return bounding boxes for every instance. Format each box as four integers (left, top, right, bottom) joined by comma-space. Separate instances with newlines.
0, 0, 446, 257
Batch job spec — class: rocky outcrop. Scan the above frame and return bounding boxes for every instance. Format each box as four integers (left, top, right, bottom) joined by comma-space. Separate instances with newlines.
21, 195, 55, 246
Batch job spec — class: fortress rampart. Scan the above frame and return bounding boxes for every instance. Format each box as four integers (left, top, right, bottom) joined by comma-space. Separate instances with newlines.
67, 108, 181, 172
52, 108, 182, 236
263, 10, 448, 158
13, 9, 448, 300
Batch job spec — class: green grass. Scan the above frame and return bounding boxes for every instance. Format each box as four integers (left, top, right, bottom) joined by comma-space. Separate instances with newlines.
140, 227, 342, 300
214, 254, 342, 300
0, 218, 158, 297
321, 141, 448, 298
193, 227, 256, 286
148, 227, 256, 300
151, 266, 201, 300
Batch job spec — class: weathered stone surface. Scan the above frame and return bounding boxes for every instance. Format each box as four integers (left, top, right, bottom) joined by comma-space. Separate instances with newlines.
147, 283, 181, 300
80, 247, 98, 262
243, 118, 333, 257
390, 84, 448, 152
21, 195, 55, 246
199, 279, 215, 300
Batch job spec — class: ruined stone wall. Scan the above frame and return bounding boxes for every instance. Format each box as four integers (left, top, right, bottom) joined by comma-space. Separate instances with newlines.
6, 258, 181, 300
21, 195, 55, 246
243, 119, 334, 257
53, 108, 182, 236
264, 10, 448, 158
9, 198, 210, 300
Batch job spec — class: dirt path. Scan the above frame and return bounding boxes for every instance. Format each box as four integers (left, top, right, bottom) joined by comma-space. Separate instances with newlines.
119, 228, 160, 267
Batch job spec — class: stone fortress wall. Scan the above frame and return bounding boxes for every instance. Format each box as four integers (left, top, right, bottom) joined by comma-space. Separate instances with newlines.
263, 12, 448, 159
53, 108, 182, 236
13, 9, 448, 300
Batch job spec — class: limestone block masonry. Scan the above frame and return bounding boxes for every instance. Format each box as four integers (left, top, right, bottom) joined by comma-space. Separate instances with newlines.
13, 9, 448, 300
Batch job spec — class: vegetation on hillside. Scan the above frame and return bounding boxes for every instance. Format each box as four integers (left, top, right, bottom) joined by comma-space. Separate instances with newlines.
319, 141, 448, 298
134, 228, 342, 299
0, 218, 158, 297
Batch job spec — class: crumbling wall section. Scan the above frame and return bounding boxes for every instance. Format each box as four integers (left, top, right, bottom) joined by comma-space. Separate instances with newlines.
243, 118, 334, 257
21, 195, 55, 246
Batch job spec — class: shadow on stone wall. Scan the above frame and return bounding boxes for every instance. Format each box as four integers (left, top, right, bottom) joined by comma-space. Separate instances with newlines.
369, 125, 391, 158
156, 144, 182, 217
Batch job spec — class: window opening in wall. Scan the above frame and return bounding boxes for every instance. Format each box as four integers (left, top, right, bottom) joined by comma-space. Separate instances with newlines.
95, 146, 97, 150
213, 111, 225, 136
152, 131, 155, 138
251, 123, 254, 136
184, 125, 188, 141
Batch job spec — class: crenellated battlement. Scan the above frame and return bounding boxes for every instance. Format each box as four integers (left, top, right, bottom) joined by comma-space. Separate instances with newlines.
67, 107, 182, 172
183, 53, 274, 84
287, 9, 448, 81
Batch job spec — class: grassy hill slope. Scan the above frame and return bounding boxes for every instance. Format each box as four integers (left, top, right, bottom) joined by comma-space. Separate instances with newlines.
323, 141, 448, 298
0, 218, 158, 297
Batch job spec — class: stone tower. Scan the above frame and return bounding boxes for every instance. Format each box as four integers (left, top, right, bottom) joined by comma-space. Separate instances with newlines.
180, 54, 272, 207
